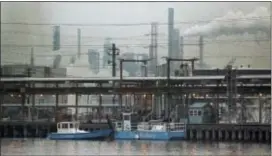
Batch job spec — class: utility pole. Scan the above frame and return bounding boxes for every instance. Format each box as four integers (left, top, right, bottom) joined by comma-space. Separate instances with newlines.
108, 43, 120, 115
225, 65, 237, 123
199, 36, 204, 67
108, 44, 120, 77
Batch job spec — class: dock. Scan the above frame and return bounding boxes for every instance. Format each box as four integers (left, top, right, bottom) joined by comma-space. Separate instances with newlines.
0, 68, 270, 142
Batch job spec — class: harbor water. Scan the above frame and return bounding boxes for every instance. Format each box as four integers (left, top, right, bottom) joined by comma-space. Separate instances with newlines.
1, 139, 270, 155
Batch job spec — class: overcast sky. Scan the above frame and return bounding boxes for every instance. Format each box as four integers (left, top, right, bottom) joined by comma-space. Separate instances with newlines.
1, 2, 271, 68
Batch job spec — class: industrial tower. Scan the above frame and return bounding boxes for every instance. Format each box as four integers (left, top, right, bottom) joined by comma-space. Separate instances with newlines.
149, 22, 158, 75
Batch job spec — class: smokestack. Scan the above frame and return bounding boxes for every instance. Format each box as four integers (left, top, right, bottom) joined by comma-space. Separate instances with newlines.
53, 54, 62, 69
77, 28, 81, 58
173, 29, 180, 58
148, 44, 152, 70
30, 47, 34, 66
168, 8, 174, 58
199, 36, 204, 67
168, 8, 174, 75
150, 22, 158, 74
173, 29, 180, 70
180, 36, 184, 59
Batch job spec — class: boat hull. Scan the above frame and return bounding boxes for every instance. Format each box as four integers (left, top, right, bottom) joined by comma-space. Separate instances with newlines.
48, 129, 113, 140
114, 131, 185, 140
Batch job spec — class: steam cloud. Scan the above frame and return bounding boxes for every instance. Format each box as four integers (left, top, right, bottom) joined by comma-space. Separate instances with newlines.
183, 7, 271, 37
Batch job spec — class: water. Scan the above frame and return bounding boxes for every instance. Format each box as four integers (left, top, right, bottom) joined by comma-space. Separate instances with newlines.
1, 139, 270, 155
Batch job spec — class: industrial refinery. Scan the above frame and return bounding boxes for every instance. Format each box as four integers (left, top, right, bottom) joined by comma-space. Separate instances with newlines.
0, 2, 271, 155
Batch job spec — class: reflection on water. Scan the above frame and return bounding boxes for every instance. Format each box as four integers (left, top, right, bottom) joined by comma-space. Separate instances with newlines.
1, 139, 271, 155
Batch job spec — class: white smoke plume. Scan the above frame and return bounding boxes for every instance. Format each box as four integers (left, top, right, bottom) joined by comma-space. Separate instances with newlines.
183, 7, 271, 37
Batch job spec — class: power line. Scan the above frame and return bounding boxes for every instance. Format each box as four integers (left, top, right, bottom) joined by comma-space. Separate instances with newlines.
1, 31, 153, 40
1, 16, 270, 27
2, 51, 270, 60
4, 30, 268, 42
1, 38, 270, 48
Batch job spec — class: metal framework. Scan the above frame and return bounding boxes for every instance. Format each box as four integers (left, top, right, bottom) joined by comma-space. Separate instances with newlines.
1, 75, 270, 82
1, 69, 271, 124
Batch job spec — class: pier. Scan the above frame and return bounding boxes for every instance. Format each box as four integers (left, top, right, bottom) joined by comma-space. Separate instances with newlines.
0, 68, 271, 142
0, 122, 270, 142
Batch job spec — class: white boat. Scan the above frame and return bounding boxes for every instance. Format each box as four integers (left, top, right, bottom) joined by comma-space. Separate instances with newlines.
47, 121, 113, 140
114, 113, 186, 140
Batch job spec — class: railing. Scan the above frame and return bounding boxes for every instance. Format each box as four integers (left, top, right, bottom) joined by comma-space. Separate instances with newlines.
114, 121, 186, 132
166, 122, 185, 131
114, 122, 138, 131
0, 103, 121, 107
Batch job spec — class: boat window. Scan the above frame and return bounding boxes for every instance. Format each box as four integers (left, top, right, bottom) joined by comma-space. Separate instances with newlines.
57, 124, 60, 129
123, 115, 130, 121
193, 110, 197, 116
62, 123, 68, 129
70, 123, 74, 128
198, 110, 202, 116
189, 110, 193, 116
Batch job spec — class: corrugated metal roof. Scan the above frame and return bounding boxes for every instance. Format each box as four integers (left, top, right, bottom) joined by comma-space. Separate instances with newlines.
189, 102, 208, 108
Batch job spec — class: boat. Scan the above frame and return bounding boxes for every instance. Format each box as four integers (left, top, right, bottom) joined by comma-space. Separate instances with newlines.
47, 121, 113, 140
114, 112, 186, 140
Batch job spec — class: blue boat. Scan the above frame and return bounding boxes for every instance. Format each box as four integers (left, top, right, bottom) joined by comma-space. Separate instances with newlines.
114, 113, 186, 140
47, 122, 113, 140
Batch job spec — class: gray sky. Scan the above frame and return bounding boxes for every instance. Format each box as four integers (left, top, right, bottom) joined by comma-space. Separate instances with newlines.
1, 2, 271, 68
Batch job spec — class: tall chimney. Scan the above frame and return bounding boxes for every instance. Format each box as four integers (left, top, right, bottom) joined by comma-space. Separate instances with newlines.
173, 29, 180, 70
199, 36, 204, 67
168, 8, 174, 58
168, 8, 174, 75
30, 47, 34, 66
77, 28, 81, 58
180, 36, 184, 60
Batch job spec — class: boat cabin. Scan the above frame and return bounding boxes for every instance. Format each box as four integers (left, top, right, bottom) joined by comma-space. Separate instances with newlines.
122, 112, 132, 131
188, 102, 216, 124
115, 112, 185, 132
57, 122, 86, 133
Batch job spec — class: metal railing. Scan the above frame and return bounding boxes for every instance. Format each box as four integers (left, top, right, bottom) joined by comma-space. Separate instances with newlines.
166, 122, 185, 131
114, 121, 185, 132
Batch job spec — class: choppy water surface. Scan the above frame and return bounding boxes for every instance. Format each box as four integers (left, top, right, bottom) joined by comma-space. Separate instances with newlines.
1, 139, 270, 155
